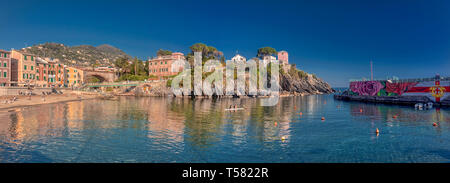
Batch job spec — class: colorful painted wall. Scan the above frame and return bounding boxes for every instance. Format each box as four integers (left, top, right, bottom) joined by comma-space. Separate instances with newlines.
348, 79, 449, 102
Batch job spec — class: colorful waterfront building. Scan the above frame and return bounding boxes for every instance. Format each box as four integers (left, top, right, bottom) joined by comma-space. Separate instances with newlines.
10, 50, 37, 87
278, 51, 289, 65
48, 59, 65, 87
231, 54, 247, 62
0, 50, 11, 86
148, 52, 185, 79
35, 57, 49, 87
64, 66, 84, 87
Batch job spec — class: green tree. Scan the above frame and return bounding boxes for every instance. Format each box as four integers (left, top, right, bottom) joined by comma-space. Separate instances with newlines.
156, 49, 172, 56
189, 43, 224, 64
130, 57, 146, 76
257, 47, 277, 58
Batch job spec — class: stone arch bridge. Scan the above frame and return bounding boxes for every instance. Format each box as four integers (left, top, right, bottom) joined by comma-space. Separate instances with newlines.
83, 70, 118, 83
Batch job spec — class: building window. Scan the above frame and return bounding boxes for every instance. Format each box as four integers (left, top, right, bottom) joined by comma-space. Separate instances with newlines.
4, 71, 6, 78
37, 76, 39, 80
3, 62, 6, 67
165, 61, 167, 64
44, 76, 46, 81
24, 56, 27, 60
24, 65, 27, 70
31, 56, 34, 61
31, 66, 34, 70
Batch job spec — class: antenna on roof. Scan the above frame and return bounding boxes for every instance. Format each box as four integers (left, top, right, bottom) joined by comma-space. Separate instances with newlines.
370, 59, 373, 81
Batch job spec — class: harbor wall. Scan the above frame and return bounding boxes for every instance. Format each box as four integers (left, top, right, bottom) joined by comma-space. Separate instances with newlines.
347, 80, 449, 103
335, 76, 450, 107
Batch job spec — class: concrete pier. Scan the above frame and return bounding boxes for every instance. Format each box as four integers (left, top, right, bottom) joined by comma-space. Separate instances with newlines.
334, 94, 450, 107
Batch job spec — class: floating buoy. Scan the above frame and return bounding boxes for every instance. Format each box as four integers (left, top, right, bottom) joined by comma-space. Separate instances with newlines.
433, 123, 438, 127
393, 115, 397, 119
359, 109, 363, 113
299, 112, 303, 116
281, 136, 286, 141
321, 117, 325, 121
274, 122, 278, 126
375, 128, 380, 134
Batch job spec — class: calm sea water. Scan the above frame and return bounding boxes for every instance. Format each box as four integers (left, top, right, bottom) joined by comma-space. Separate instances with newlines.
0, 95, 449, 163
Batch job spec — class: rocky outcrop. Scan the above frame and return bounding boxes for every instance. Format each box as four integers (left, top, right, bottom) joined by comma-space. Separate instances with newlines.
280, 71, 334, 95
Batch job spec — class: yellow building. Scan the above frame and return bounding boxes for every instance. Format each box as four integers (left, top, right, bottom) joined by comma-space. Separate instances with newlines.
64, 66, 84, 87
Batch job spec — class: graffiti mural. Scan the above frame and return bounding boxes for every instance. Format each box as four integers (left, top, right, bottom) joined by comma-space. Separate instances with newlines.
348, 78, 450, 102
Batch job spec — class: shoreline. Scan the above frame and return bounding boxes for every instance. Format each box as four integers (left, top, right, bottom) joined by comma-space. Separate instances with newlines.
0, 92, 99, 111
0, 91, 332, 110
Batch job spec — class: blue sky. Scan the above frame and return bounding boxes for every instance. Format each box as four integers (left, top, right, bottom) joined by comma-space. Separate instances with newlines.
1, 0, 449, 87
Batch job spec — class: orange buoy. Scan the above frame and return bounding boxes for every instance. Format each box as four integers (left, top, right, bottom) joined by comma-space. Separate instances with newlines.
433, 123, 438, 127
299, 112, 303, 116
274, 122, 278, 126
393, 115, 397, 119
321, 117, 325, 121
375, 128, 380, 134
359, 109, 363, 113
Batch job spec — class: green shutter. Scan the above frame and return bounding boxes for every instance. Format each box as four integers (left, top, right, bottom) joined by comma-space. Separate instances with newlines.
24, 56, 27, 60
31, 66, 34, 70
3, 72, 6, 78
37, 76, 39, 80
24, 65, 27, 70
3, 62, 6, 67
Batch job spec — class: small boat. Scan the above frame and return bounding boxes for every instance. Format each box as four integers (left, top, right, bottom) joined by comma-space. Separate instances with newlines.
415, 103, 423, 110
225, 108, 245, 111
426, 102, 433, 109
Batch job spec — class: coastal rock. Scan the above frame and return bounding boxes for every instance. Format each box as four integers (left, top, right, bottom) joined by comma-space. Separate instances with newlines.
280, 71, 334, 94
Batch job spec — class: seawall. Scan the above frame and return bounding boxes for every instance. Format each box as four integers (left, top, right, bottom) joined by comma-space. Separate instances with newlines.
334, 94, 450, 107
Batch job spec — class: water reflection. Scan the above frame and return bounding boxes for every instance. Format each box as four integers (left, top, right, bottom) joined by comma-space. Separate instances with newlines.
0, 95, 449, 162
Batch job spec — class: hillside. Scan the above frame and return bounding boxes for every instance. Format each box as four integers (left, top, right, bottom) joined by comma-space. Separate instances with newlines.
21, 43, 130, 66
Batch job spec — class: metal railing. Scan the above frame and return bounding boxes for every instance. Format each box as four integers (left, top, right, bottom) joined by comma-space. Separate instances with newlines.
349, 76, 449, 83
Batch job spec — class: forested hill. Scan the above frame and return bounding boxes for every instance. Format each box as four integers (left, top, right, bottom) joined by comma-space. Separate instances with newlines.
21, 42, 130, 66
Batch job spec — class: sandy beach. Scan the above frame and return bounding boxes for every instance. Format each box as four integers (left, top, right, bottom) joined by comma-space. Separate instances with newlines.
0, 92, 99, 110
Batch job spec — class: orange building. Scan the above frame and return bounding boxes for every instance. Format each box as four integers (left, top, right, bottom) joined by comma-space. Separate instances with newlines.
64, 66, 84, 87
10, 50, 37, 86
148, 52, 185, 79
48, 59, 65, 87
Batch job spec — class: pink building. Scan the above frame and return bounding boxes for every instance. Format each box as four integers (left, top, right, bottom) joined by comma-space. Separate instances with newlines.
0, 50, 11, 86
278, 51, 289, 65
148, 52, 185, 79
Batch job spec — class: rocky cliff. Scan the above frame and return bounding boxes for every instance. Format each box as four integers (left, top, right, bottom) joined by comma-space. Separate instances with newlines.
280, 70, 334, 95
165, 65, 334, 97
